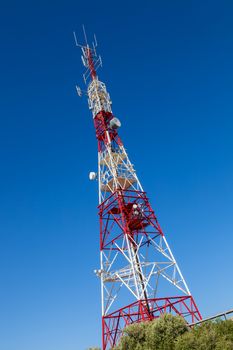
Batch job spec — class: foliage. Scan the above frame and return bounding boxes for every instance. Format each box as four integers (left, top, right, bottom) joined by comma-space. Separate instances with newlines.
114, 320, 148, 350
146, 314, 188, 350
175, 319, 233, 350
115, 314, 188, 350
113, 315, 233, 350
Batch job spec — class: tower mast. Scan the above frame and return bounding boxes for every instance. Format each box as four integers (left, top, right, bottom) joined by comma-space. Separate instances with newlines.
74, 31, 202, 350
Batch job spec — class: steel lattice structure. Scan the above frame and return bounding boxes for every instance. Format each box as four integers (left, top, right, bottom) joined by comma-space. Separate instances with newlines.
74, 30, 202, 350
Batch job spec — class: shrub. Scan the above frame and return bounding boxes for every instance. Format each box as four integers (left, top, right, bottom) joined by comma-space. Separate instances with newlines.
175, 320, 233, 350
114, 315, 233, 350
115, 314, 188, 350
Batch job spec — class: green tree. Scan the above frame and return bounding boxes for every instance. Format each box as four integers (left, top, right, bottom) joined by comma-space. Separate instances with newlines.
113, 316, 233, 350
175, 320, 233, 350
114, 320, 148, 350
115, 314, 188, 350
146, 314, 188, 350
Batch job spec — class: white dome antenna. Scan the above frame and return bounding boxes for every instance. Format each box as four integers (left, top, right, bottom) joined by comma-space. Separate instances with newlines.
89, 172, 97, 181
109, 117, 121, 129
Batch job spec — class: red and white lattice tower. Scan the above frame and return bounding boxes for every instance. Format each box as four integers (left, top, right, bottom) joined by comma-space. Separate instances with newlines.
74, 30, 202, 350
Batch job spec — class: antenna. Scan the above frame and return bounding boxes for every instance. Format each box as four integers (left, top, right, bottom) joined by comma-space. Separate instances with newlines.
94, 34, 98, 47
75, 85, 82, 97
73, 27, 102, 83
92, 34, 98, 56
82, 24, 88, 47
73, 29, 89, 49
73, 31, 79, 47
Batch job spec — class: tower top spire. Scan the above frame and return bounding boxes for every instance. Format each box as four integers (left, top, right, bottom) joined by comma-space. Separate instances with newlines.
73, 26, 102, 84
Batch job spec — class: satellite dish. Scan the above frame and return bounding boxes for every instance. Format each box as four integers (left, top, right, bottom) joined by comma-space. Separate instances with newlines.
89, 172, 97, 181
109, 117, 121, 129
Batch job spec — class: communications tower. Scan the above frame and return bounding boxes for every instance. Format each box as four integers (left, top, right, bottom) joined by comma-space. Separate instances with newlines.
74, 30, 202, 350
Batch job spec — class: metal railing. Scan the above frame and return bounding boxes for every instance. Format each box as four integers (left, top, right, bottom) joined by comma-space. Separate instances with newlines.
190, 309, 233, 327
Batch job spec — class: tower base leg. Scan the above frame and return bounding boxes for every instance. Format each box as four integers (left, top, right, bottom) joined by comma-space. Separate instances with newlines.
102, 295, 202, 349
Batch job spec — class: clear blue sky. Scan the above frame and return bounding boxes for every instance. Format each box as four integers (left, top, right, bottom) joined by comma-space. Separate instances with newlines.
0, 0, 233, 349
